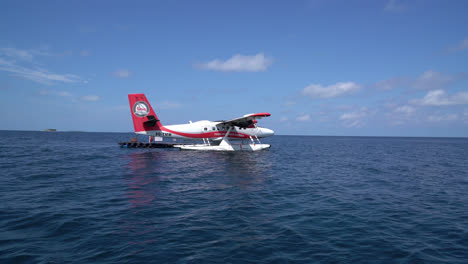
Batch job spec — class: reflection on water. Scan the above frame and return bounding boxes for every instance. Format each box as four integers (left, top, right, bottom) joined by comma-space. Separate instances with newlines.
122, 150, 274, 208
217, 152, 273, 189
122, 151, 175, 209
117, 149, 275, 258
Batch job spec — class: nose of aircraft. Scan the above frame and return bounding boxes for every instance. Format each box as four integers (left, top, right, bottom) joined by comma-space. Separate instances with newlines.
262, 128, 275, 137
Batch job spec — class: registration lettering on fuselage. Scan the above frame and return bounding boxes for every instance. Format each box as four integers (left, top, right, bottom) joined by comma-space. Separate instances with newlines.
154, 132, 172, 137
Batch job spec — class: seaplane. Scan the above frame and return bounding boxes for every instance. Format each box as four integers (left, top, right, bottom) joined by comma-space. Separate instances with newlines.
128, 93, 274, 151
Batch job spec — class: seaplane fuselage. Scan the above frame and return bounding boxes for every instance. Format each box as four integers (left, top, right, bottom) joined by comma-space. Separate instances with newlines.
129, 94, 274, 141
128, 93, 274, 151
141, 120, 274, 141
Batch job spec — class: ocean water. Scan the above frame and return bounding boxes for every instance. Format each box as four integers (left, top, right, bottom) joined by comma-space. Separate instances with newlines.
0, 131, 467, 264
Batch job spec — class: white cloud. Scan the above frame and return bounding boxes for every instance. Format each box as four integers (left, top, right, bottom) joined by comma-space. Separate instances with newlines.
81, 95, 100, 101
373, 70, 457, 91
446, 37, 468, 53
280, 116, 289, 122
39, 90, 73, 97
80, 50, 89, 57
0, 47, 52, 61
384, 0, 406, 12
339, 107, 369, 128
0, 62, 82, 84
0, 47, 84, 85
342, 119, 362, 128
296, 114, 311, 122
112, 69, 131, 78
302, 82, 361, 98
40, 90, 101, 103
411, 89, 468, 106
457, 38, 468, 50
375, 77, 407, 90
394, 105, 415, 114
195, 53, 273, 72
411, 70, 455, 90
427, 114, 458, 122
340, 112, 362, 120
57, 91, 73, 97
1, 47, 34, 61
463, 110, 468, 123
386, 105, 416, 126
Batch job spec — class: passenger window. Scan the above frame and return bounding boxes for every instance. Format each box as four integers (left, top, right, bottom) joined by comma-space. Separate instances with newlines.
204, 127, 207, 131
212, 127, 216, 130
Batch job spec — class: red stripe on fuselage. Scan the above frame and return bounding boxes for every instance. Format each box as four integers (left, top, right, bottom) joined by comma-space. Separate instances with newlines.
160, 127, 253, 139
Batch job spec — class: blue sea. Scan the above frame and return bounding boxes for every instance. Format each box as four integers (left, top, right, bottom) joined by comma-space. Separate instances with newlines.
1, 131, 467, 263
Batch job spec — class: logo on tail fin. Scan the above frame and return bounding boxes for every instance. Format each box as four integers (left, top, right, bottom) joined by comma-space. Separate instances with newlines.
133, 101, 149, 117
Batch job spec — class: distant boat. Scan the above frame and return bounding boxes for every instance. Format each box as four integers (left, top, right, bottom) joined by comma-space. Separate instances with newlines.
43, 129, 57, 132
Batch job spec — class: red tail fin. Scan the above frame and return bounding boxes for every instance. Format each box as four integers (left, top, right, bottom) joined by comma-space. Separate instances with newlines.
128, 94, 164, 133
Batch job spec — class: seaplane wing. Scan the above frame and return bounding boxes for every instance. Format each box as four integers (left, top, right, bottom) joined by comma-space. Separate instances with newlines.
218, 113, 271, 128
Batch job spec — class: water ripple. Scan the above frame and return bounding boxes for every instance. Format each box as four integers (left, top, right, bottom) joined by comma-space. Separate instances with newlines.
0, 132, 467, 263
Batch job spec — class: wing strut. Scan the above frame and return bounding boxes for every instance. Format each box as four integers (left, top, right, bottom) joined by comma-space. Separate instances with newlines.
202, 138, 211, 146
250, 135, 262, 145
219, 127, 234, 150
224, 127, 232, 140
255, 135, 261, 144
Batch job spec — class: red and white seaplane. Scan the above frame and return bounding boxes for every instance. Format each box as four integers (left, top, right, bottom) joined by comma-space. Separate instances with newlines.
128, 94, 274, 151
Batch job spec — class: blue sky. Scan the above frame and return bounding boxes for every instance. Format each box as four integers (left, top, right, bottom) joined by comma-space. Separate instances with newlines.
1, 0, 467, 137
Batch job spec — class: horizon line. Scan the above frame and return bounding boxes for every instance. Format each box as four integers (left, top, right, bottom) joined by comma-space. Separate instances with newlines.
0, 129, 466, 139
